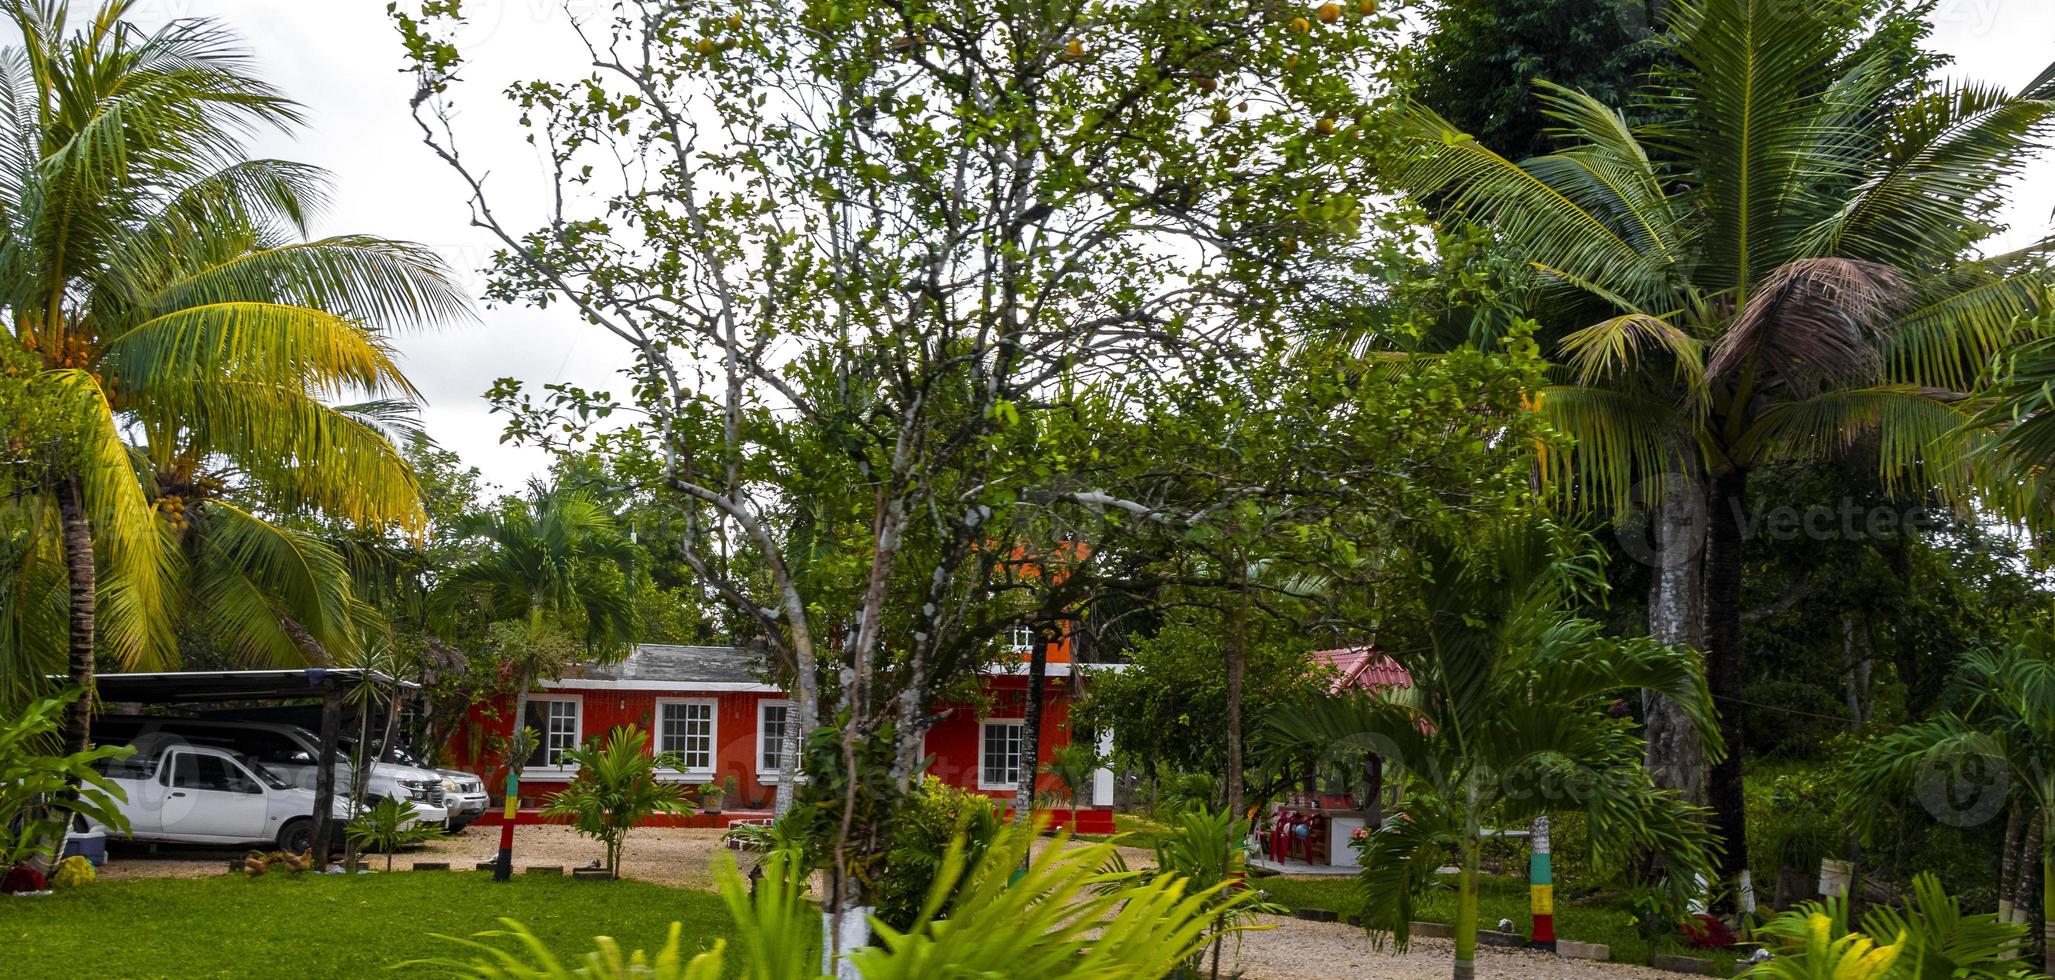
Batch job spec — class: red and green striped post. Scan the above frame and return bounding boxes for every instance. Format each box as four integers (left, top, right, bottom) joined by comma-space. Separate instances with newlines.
1529, 816, 1556, 950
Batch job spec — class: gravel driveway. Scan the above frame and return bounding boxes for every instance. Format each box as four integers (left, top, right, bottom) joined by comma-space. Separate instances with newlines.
1227, 916, 1678, 980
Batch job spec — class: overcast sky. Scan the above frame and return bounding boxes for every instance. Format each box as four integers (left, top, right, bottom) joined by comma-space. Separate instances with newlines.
100, 1, 2055, 493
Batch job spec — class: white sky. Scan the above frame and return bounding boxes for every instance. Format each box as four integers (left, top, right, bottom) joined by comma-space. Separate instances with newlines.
97, 0, 2055, 492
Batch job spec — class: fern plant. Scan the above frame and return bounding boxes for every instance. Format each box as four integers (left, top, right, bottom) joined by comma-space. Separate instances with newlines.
343, 796, 440, 871
1745, 873, 2041, 980
412, 822, 1262, 979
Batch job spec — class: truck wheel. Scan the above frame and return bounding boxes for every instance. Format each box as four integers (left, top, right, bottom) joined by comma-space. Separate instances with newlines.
277, 818, 315, 855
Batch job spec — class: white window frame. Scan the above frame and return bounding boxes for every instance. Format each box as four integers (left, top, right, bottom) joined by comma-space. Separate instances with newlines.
977, 718, 1026, 791
522, 695, 582, 778
655, 698, 718, 780
756, 700, 792, 782
1006, 626, 1037, 656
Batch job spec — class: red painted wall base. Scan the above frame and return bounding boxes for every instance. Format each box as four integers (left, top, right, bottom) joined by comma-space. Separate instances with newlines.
471, 807, 1117, 835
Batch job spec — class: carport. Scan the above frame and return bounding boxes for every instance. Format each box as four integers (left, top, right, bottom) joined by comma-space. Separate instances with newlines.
83, 668, 418, 866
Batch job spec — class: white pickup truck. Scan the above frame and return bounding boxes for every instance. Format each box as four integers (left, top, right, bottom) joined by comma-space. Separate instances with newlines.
90, 742, 359, 853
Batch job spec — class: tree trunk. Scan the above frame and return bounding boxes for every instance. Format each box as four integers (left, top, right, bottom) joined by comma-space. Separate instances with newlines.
1362, 755, 1385, 829
57, 476, 96, 758
2030, 842, 2046, 973
2023, 814, 2044, 930
1704, 469, 1750, 903
1644, 481, 1708, 804
312, 689, 342, 867
2001, 804, 2023, 926
1225, 565, 1249, 820
1453, 836, 1480, 980
1014, 626, 1051, 827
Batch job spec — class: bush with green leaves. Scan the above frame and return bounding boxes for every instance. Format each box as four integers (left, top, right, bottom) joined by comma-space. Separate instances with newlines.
1144, 808, 1283, 979
411, 821, 1259, 979
872, 776, 1000, 931
0, 688, 131, 868
1742, 872, 2040, 980
344, 796, 441, 871
541, 725, 692, 877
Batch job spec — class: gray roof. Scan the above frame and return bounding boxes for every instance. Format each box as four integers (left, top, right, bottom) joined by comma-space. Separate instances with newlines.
560, 644, 768, 685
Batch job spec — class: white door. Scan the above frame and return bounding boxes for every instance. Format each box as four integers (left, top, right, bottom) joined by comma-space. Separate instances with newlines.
160, 752, 270, 842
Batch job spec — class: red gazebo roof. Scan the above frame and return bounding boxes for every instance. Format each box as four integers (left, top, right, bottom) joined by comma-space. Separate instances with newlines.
1310, 647, 1412, 694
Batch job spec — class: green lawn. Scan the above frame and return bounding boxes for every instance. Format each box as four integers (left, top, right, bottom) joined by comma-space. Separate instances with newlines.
0, 870, 735, 979
1255, 873, 1741, 973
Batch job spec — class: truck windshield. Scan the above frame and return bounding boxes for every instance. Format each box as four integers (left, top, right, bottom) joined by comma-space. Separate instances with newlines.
237, 755, 293, 790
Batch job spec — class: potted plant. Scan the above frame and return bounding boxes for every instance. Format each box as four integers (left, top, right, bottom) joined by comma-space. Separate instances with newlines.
700, 775, 737, 815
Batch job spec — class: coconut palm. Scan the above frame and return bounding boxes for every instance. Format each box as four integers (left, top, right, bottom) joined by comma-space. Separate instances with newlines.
1267, 520, 1718, 980
1843, 633, 2055, 974
0, 0, 469, 752
1379, 0, 2055, 890
440, 480, 637, 879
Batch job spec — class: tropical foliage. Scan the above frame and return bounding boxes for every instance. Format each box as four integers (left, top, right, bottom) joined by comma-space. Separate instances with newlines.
1844, 632, 2055, 972
0, 687, 130, 867
1379, 0, 2055, 891
540, 725, 691, 879
1267, 520, 1718, 980
417, 822, 1261, 979
342, 795, 440, 873
0, 0, 464, 750
1743, 873, 2038, 979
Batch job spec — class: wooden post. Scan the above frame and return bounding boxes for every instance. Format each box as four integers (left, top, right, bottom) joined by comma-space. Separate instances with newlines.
311, 686, 342, 867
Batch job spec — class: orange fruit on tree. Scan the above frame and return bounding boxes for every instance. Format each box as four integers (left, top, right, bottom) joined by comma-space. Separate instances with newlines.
1318, 3, 1342, 23
1316, 115, 1337, 135
1066, 38, 1084, 57
1289, 16, 1310, 34
1359, 0, 1378, 13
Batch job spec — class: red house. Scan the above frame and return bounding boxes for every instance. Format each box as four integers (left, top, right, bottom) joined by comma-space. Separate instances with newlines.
452, 633, 1117, 833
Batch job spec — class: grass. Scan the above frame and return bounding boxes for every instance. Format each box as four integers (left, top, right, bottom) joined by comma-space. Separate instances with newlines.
1254, 872, 1742, 974
0, 870, 735, 979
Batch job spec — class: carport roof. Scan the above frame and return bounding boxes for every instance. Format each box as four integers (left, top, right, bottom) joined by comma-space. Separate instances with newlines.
67, 668, 417, 705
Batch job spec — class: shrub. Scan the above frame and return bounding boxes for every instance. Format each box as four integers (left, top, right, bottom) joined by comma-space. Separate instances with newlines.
541, 726, 693, 877
1743, 872, 2036, 980
0, 688, 132, 869
411, 823, 1260, 979
872, 776, 1000, 931
344, 796, 441, 871
48, 855, 93, 889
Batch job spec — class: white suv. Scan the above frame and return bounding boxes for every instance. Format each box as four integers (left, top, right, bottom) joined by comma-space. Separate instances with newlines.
95, 717, 450, 825
89, 743, 360, 852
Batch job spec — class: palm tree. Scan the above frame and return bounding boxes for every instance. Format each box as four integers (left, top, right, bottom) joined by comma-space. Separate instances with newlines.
1844, 632, 2055, 975
440, 480, 637, 880
1267, 521, 1718, 980
1379, 0, 2055, 893
0, 0, 469, 752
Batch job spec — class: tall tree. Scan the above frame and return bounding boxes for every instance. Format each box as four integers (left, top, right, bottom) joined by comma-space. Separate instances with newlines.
396, 1, 1399, 962
1378, 0, 2055, 899
0, 0, 467, 753
439, 480, 638, 882
1410, 0, 1669, 162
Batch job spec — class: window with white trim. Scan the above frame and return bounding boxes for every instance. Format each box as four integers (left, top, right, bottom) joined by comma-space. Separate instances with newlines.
1006, 626, 1037, 656
524, 698, 581, 769
979, 719, 1025, 790
657, 700, 716, 774
757, 701, 791, 776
